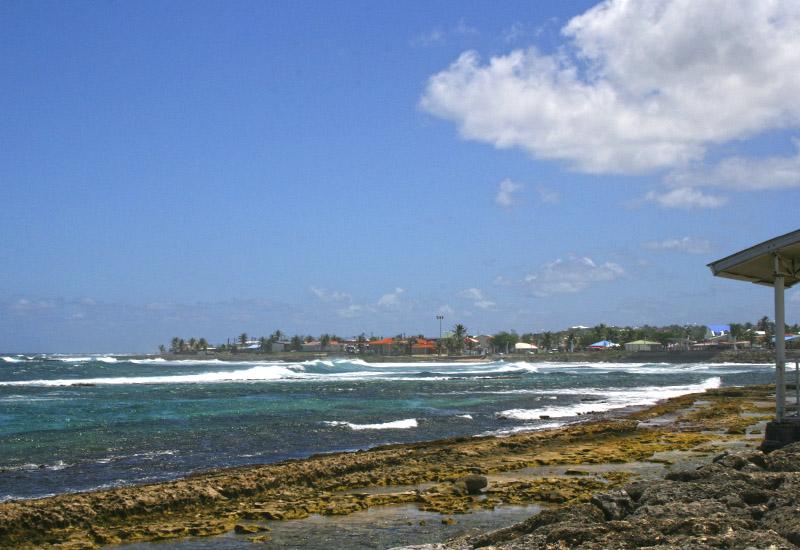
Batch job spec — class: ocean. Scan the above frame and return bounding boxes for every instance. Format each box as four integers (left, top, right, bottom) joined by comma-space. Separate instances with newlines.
0, 355, 775, 502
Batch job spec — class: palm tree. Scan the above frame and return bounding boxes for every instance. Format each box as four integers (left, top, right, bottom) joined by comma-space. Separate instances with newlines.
259, 337, 270, 352
290, 335, 303, 351
567, 332, 576, 353
188, 337, 197, 351
198, 338, 208, 351
170, 337, 180, 353
320, 334, 330, 351
542, 332, 553, 351
729, 323, 744, 351
407, 336, 418, 355
239, 333, 248, 346
453, 324, 467, 355
758, 316, 773, 348
270, 330, 283, 343
158, 344, 166, 354
178, 338, 187, 352
357, 333, 367, 353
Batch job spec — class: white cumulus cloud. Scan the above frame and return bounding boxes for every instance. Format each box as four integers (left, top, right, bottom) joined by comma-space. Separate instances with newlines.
459, 287, 495, 309
524, 256, 624, 297
495, 178, 523, 207
645, 236, 712, 254
643, 187, 727, 210
421, 0, 800, 176
667, 141, 800, 191
377, 287, 405, 308
309, 286, 351, 303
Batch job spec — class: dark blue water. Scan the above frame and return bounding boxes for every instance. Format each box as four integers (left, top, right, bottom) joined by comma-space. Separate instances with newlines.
0, 355, 774, 501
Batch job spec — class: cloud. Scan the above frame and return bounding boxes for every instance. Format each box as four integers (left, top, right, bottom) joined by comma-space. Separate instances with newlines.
502, 22, 527, 44
336, 304, 371, 318
459, 287, 496, 309
411, 29, 446, 48
8, 298, 56, 312
645, 236, 712, 254
667, 140, 800, 191
643, 187, 727, 210
309, 286, 351, 302
421, 1, 800, 175
535, 185, 559, 204
377, 287, 405, 308
524, 256, 624, 297
495, 178, 523, 207
411, 20, 478, 47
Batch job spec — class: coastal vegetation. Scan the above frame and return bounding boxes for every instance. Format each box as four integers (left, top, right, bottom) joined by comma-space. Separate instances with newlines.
160, 316, 800, 356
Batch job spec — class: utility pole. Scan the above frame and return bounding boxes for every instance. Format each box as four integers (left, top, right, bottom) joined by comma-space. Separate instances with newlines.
436, 315, 444, 358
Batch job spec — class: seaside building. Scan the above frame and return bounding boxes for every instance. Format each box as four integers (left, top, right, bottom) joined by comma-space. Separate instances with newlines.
588, 340, 619, 350
514, 342, 538, 353
704, 324, 731, 343
270, 341, 291, 352
368, 337, 436, 356
707, 229, 800, 450
624, 340, 664, 352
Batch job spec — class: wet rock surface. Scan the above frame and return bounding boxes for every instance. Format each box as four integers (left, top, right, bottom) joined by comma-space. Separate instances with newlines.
401, 442, 800, 549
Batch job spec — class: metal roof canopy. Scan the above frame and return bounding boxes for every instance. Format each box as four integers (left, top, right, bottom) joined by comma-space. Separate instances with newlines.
708, 229, 800, 424
707, 229, 800, 287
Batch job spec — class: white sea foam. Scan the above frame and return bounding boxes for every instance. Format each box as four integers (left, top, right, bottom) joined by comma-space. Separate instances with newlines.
483, 421, 566, 436
496, 377, 722, 421
1, 356, 23, 363
3, 460, 72, 472
0, 365, 308, 386
324, 418, 418, 430
96, 357, 118, 363
456, 414, 473, 420
501, 361, 540, 372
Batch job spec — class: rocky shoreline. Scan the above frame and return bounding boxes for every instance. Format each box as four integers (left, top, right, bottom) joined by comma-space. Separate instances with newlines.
400, 442, 800, 549
0, 385, 782, 549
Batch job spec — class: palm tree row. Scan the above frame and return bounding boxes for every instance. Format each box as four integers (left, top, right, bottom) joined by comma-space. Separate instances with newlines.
168, 336, 209, 353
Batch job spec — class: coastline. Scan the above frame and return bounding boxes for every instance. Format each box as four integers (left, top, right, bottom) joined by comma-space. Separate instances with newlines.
135, 348, 790, 365
0, 384, 780, 549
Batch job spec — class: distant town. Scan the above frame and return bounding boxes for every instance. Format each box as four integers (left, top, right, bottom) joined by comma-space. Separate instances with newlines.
161, 317, 800, 357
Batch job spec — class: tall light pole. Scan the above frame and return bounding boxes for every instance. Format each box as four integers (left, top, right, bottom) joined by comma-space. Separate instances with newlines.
436, 315, 444, 358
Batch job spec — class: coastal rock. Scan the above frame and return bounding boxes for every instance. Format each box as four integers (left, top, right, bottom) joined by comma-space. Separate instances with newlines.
431, 434, 800, 549
458, 474, 487, 495
590, 489, 633, 520
233, 523, 266, 534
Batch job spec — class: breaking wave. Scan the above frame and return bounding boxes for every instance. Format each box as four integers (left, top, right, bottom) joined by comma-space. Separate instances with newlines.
324, 418, 418, 430
496, 377, 722, 421
0, 365, 307, 386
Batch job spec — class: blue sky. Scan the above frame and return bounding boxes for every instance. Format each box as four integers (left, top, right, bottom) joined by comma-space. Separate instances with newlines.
2, 0, 799, 352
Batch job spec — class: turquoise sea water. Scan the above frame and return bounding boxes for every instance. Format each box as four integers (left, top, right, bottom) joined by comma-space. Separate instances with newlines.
0, 355, 775, 501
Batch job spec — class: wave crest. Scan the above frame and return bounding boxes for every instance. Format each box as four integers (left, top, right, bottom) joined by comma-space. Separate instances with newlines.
324, 418, 418, 430
496, 376, 722, 421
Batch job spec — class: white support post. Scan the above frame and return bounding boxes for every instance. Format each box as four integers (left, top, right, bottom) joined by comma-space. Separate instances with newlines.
775, 255, 786, 421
